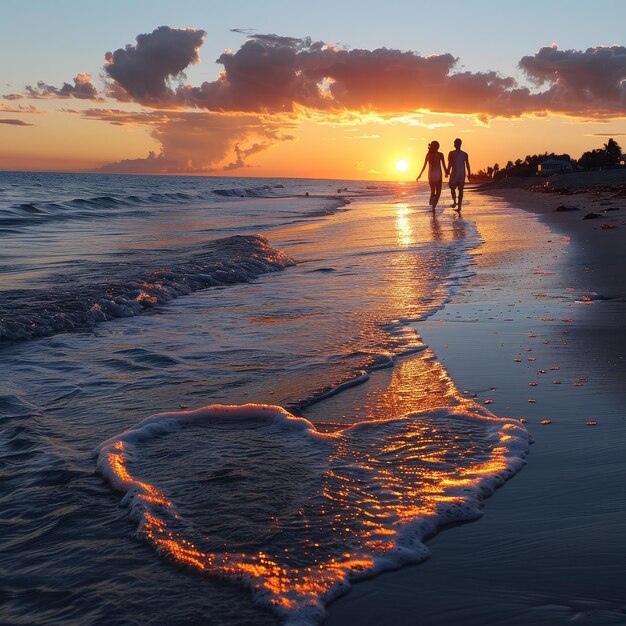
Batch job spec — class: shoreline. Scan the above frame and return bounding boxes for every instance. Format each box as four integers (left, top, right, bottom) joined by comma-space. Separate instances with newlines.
481, 181, 626, 370
325, 180, 626, 624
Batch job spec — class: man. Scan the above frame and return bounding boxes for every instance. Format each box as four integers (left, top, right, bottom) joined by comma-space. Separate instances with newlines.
447, 138, 471, 211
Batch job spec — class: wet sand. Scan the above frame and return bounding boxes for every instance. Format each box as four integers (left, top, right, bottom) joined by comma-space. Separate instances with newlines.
325, 182, 626, 624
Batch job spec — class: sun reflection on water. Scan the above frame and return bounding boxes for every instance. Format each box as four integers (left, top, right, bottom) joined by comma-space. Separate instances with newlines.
395, 203, 413, 248
97, 203, 528, 620
102, 353, 526, 619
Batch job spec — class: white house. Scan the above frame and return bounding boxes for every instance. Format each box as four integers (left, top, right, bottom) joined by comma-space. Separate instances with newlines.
538, 159, 573, 175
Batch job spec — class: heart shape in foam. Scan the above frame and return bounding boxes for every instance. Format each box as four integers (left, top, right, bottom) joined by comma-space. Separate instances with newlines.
96, 403, 528, 624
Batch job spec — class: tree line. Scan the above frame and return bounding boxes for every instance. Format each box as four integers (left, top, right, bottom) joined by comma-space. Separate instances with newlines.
473, 138, 624, 180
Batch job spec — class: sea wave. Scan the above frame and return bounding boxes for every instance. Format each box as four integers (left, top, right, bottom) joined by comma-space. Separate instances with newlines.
212, 184, 277, 197
0, 184, 333, 232
0, 235, 295, 342
0, 191, 212, 230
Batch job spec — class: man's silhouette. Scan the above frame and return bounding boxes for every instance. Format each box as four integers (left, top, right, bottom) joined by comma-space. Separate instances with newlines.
447, 138, 471, 211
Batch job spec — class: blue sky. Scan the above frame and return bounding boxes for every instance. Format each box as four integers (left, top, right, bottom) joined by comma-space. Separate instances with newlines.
3, 0, 625, 91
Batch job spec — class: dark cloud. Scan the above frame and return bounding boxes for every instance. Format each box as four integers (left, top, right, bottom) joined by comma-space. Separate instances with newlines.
179, 38, 323, 112
230, 30, 314, 50
25, 73, 100, 100
179, 37, 626, 119
80, 29, 625, 119
519, 45, 626, 117
0, 119, 34, 126
171, 37, 549, 120
86, 109, 295, 173
9, 28, 626, 120
104, 26, 206, 104
107, 31, 606, 119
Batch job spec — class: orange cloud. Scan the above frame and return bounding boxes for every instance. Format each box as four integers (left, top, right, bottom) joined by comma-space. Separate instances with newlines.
101, 31, 626, 120
0, 103, 43, 114
24, 73, 100, 100
83, 109, 296, 173
8, 28, 626, 122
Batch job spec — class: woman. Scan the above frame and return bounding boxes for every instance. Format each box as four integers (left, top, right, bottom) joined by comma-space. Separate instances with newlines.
416, 141, 448, 210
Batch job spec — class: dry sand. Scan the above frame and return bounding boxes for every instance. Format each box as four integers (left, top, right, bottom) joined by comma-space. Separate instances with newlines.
325, 175, 626, 625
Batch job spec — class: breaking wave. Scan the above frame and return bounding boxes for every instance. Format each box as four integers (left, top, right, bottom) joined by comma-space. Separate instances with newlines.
0, 235, 295, 342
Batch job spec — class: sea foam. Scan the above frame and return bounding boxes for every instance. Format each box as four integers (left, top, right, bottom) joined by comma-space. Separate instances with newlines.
96, 400, 529, 625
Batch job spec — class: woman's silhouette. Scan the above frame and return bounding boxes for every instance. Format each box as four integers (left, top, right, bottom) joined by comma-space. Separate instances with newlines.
416, 141, 448, 211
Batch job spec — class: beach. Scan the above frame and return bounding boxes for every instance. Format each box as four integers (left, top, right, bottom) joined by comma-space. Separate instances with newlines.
4, 4, 626, 624
326, 177, 626, 625
2, 172, 626, 625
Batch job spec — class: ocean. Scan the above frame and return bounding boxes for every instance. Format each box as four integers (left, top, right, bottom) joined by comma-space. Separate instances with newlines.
0, 171, 529, 625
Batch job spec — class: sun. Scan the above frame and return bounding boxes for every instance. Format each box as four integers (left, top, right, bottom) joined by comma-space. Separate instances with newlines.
395, 159, 409, 172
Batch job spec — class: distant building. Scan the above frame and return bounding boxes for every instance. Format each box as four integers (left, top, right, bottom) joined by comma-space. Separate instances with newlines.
537, 159, 573, 175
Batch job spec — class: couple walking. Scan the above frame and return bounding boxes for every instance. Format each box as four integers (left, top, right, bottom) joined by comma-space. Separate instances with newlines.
417, 138, 471, 212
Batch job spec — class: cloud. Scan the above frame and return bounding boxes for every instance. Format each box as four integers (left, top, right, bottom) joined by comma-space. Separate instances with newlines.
222, 142, 271, 171
177, 40, 470, 114
79, 108, 171, 126
0, 103, 43, 113
100, 32, 532, 119
519, 45, 626, 117
86, 109, 295, 173
178, 38, 325, 112
96, 150, 180, 174
180, 37, 626, 119
9, 29, 626, 122
229, 30, 312, 49
100, 31, 626, 120
24, 29, 625, 174
0, 118, 34, 126
104, 26, 206, 104
25, 73, 100, 100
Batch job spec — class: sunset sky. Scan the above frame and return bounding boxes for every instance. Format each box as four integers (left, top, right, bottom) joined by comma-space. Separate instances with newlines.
2, 0, 626, 179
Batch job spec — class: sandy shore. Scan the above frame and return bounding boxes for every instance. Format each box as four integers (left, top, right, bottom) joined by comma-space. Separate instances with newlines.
325, 176, 626, 624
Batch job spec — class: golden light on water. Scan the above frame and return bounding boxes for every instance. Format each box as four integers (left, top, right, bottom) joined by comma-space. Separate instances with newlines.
103, 350, 525, 615
395, 203, 413, 248
95, 196, 529, 617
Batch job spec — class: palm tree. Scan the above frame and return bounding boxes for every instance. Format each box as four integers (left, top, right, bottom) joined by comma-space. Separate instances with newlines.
603, 138, 622, 165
